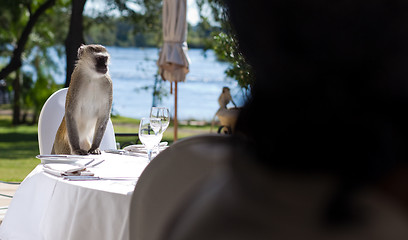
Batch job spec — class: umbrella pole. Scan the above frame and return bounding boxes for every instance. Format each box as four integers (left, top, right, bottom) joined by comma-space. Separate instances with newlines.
174, 81, 178, 141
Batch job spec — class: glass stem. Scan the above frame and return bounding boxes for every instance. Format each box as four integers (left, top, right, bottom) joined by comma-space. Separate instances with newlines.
147, 149, 152, 162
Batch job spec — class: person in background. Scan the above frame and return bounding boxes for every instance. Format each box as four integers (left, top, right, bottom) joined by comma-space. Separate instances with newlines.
164, 0, 408, 239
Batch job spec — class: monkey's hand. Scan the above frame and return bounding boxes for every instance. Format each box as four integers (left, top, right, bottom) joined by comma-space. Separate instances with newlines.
88, 147, 102, 155
73, 149, 89, 155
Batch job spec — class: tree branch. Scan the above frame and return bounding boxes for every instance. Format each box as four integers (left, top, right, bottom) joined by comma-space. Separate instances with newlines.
0, 0, 56, 80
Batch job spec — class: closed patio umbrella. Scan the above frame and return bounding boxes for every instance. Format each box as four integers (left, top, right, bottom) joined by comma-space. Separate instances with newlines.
157, 0, 190, 141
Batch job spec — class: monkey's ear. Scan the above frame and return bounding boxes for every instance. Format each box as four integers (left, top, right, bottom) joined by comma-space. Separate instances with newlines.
77, 44, 85, 59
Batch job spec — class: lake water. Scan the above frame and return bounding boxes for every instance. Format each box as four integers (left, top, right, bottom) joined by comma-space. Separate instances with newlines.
54, 47, 246, 121
108, 47, 246, 121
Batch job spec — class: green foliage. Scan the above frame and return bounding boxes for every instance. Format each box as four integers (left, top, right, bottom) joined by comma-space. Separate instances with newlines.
24, 54, 60, 121
83, 15, 117, 46
0, 0, 69, 55
212, 32, 253, 91
188, 20, 219, 49
83, 15, 213, 49
0, 0, 28, 55
0, 0, 68, 124
84, 16, 162, 47
83, 0, 163, 47
196, 0, 254, 92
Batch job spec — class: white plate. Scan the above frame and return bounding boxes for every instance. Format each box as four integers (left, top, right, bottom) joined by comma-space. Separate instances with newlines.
36, 155, 94, 164
123, 144, 145, 150
123, 142, 168, 152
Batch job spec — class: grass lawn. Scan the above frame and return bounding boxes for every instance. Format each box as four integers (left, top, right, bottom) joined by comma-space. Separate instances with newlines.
0, 114, 216, 182
0, 115, 41, 182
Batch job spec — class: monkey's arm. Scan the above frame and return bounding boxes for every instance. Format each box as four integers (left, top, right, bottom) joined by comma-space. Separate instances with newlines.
65, 94, 88, 155
231, 99, 237, 107
89, 116, 109, 154
89, 91, 112, 155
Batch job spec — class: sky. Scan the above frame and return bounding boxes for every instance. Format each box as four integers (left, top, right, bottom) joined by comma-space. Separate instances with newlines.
84, 0, 201, 25
186, 0, 200, 25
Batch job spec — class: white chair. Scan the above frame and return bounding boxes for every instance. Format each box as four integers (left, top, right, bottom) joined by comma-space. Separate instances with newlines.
37, 88, 116, 155
129, 134, 232, 240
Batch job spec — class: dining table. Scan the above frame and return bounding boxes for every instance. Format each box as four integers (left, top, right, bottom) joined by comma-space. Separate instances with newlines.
0, 151, 149, 240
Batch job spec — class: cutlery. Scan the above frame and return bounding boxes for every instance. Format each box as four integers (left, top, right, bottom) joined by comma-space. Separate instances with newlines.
84, 159, 95, 166
63, 176, 138, 181
86, 160, 105, 168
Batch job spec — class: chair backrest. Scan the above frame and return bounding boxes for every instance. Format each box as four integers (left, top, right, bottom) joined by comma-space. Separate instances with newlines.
38, 88, 116, 155
129, 134, 232, 240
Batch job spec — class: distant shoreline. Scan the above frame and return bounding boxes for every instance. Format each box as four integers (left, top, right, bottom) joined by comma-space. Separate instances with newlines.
0, 106, 216, 127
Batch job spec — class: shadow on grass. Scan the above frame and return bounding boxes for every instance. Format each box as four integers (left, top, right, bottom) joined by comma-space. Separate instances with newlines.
0, 132, 38, 142
0, 132, 39, 159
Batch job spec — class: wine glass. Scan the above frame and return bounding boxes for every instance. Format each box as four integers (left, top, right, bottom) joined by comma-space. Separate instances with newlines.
150, 107, 170, 133
138, 117, 162, 162
150, 107, 170, 154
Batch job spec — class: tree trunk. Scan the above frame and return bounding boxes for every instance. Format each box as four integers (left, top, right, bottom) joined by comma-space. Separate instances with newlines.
65, 0, 87, 87
12, 70, 21, 125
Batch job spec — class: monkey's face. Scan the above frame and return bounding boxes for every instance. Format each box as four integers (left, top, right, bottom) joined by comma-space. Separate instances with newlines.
78, 44, 110, 75
94, 53, 109, 74
222, 87, 230, 94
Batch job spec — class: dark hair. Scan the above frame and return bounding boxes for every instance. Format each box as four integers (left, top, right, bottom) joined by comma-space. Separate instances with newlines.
226, 0, 408, 178
223, 1, 408, 226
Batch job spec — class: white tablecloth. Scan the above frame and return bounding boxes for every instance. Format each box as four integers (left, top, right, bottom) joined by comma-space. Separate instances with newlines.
0, 153, 149, 240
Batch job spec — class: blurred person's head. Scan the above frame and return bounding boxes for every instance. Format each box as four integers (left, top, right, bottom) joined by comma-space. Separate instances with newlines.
222, 0, 408, 227
226, 0, 408, 180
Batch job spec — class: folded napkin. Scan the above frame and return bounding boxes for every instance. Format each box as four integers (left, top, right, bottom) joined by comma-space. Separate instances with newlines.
123, 142, 168, 154
43, 163, 94, 177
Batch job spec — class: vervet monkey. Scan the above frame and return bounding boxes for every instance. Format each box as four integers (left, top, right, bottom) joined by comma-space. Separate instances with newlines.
218, 87, 237, 108
211, 87, 239, 132
52, 44, 112, 155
